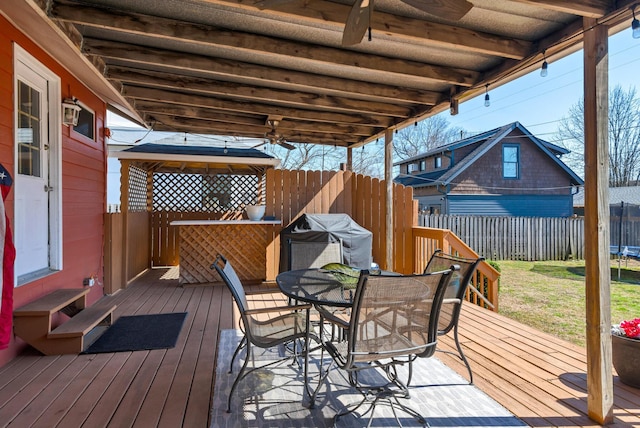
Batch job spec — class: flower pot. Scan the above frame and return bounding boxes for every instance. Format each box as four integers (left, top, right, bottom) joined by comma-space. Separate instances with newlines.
612, 334, 640, 388
245, 204, 265, 221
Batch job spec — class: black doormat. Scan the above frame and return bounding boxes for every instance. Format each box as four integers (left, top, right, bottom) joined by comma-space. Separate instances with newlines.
83, 312, 187, 354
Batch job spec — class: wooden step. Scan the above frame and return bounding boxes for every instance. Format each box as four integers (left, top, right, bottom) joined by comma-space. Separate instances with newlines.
14, 288, 90, 317
48, 304, 116, 339
13, 288, 117, 355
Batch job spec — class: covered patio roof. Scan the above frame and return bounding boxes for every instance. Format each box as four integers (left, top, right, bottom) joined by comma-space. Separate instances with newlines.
2, 0, 636, 148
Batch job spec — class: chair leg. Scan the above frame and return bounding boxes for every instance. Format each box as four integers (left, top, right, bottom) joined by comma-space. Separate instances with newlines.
334, 389, 427, 427
227, 341, 252, 413
453, 324, 473, 384
229, 336, 247, 374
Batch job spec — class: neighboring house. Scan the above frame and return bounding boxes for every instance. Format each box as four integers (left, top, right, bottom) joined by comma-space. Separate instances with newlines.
573, 186, 640, 216
0, 9, 138, 365
394, 122, 583, 217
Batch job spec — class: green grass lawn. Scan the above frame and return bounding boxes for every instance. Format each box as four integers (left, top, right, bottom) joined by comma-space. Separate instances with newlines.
496, 258, 640, 347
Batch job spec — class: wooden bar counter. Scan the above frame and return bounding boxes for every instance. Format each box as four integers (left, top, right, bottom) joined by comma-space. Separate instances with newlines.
170, 220, 281, 285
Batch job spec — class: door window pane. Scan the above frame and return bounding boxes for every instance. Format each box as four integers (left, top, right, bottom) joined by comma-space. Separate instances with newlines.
17, 80, 41, 177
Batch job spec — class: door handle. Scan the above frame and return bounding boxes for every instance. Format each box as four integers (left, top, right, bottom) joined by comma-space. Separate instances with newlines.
44, 185, 54, 192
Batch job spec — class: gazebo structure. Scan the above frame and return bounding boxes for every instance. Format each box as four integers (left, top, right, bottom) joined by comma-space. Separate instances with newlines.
109, 142, 281, 290
2, 0, 638, 423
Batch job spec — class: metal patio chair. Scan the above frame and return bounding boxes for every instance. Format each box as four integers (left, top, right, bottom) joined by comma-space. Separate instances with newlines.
211, 254, 312, 413
424, 249, 484, 384
315, 267, 456, 427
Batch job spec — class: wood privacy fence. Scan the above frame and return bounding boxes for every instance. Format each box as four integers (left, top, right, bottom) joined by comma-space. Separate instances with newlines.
263, 169, 417, 277
419, 214, 585, 261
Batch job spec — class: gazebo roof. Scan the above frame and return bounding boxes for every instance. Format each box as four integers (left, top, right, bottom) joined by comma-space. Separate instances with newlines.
113, 142, 280, 174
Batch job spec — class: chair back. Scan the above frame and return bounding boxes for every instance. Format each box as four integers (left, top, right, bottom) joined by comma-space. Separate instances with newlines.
288, 239, 343, 270
212, 254, 251, 325
423, 250, 484, 334
345, 268, 454, 365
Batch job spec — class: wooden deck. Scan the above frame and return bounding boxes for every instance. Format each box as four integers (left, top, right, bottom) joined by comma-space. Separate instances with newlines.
0, 268, 638, 427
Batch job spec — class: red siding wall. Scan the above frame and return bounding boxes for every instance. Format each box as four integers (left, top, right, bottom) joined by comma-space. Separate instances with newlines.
0, 15, 107, 366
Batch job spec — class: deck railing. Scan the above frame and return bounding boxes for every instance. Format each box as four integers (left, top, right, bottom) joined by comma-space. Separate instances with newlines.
412, 226, 500, 311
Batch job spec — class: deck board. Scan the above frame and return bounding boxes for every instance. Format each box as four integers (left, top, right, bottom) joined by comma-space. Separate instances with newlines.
0, 268, 638, 427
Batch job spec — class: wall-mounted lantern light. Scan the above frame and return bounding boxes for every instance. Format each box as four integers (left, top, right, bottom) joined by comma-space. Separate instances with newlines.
62, 98, 81, 126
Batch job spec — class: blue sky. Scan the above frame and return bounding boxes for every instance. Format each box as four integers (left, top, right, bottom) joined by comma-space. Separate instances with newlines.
442, 29, 640, 140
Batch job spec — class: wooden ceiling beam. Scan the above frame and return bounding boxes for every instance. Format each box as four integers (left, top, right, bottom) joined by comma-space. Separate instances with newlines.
201, 0, 531, 59
147, 114, 359, 146
84, 38, 445, 104
122, 85, 398, 127
134, 101, 377, 136
106, 66, 415, 117
53, 2, 479, 86
106, 65, 440, 107
132, 101, 264, 127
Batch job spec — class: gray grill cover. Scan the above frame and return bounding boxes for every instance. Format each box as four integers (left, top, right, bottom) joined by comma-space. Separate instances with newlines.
280, 214, 373, 272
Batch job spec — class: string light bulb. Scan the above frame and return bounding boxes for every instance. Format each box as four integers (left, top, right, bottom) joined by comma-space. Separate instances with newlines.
633, 6, 640, 39
484, 84, 490, 107
540, 51, 548, 77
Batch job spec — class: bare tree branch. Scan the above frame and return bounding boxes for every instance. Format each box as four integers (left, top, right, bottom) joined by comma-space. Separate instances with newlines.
555, 85, 640, 186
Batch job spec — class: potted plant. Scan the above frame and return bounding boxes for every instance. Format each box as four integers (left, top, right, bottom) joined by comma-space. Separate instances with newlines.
611, 318, 640, 388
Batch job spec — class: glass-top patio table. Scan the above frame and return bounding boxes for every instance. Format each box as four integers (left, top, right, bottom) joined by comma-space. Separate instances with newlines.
276, 268, 357, 308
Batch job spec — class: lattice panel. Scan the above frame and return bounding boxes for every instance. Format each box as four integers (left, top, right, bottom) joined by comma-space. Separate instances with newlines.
153, 172, 261, 212
178, 224, 268, 284
128, 165, 148, 212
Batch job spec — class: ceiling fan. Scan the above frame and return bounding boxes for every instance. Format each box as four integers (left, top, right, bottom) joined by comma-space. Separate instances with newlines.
255, 0, 473, 46
255, 119, 296, 150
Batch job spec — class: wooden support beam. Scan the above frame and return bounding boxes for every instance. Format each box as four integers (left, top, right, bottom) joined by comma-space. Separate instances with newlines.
582, 17, 613, 426
385, 129, 393, 271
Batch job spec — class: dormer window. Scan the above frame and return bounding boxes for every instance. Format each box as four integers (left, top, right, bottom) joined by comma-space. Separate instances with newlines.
434, 156, 442, 169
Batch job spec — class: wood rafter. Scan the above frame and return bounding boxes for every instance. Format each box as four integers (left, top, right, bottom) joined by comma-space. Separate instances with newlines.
106, 66, 416, 117
146, 114, 361, 146
203, 0, 532, 59
122, 86, 397, 126
85, 39, 443, 104
132, 101, 378, 136
52, 1, 480, 86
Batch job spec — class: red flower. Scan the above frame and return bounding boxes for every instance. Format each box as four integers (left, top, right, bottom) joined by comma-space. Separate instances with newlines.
620, 318, 640, 339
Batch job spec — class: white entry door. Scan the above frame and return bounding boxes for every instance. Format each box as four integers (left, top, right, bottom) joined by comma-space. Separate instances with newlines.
14, 57, 51, 279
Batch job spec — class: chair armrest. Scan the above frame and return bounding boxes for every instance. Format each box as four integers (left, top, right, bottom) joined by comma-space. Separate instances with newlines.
315, 305, 350, 329
245, 303, 311, 315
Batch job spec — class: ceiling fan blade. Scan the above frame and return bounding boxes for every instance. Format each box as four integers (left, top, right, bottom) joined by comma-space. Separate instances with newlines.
342, 0, 371, 46
400, 0, 472, 21
252, 139, 268, 149
278, 140, 296, 150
